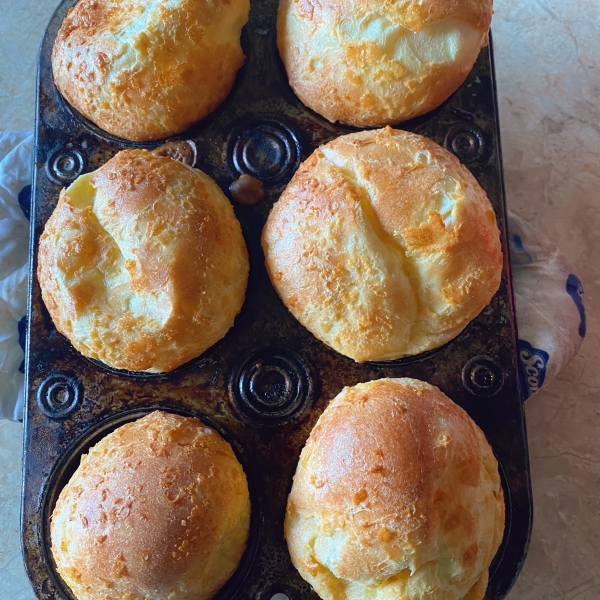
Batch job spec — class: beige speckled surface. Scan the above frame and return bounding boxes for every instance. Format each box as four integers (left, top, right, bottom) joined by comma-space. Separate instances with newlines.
495, 1, 600, 598
1, 0, 599, 598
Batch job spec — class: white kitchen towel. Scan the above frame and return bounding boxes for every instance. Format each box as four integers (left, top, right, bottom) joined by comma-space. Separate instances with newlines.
0, 132, 587, 419
0, 131, 32, 421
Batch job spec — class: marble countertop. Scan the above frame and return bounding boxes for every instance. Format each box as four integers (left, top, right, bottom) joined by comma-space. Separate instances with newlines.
1, 0, 599, 598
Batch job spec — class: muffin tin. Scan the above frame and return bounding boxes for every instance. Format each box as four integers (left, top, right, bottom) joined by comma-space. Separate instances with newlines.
23, 0, 532, 598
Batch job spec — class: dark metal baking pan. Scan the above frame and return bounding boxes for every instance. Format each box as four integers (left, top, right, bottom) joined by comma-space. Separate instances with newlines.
23, 0, 532, 598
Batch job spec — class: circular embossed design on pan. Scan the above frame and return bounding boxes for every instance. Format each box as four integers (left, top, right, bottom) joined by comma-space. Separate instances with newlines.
46, 148, 85, 185
445, 124, 486, 163
229, 347, 314, 426
230, 121, 301, 184
462, 355, 505, 397
37, 373, 83, 418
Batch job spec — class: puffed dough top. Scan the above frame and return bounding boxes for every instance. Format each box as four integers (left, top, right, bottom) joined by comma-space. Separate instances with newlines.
285, 378, 505, 600
262, 127, 502, 362
277, 0, 493, 127
52, 0, 249, 141
38, 150, 249, 373
51, 411, 251, 600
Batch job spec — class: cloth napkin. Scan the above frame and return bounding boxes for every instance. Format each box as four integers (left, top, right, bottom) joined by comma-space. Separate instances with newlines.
0, 132, 586, 420
0, 132, 32, 420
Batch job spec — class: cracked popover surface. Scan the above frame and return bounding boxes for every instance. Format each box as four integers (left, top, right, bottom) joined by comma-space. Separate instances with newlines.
277, 0, 493, 127
261, 127, 502, 362
50, 411, 251, 600
284, 378, 505, 600
52, 0, 249, 141
38, 150, 249, 372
